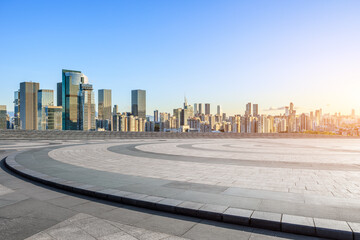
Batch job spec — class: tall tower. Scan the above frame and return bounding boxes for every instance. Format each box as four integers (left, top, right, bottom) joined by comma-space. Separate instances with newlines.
154, 110, 159, 122
131, 89, 146, 119
79, 84, 95, 131
113, 105, 119, 115
205, 103, 210, 115
57, 82, 62, 106
245, 102, 251, 116
20, 82, 39, 130
217, 105, 221, 115
253, 104, 258, 116
38, 89, 54, 130
98, 89, 112, 130
194, 103, 198, 115
290, 102, 294, 115
62, 69, 88, 130
198, 103, 203, 115
13, 90, 20, 129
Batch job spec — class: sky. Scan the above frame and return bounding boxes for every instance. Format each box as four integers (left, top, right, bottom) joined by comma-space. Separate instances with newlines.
1, 0, 360, 116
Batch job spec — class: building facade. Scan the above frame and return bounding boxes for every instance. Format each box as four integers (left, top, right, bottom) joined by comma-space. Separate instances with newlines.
38, 89, 54, 130
0, 105, 6, 129
131, 89, 146, 119
20, 82, 39, 130
47, 106, 62, 130
205, 103, 210, 115
57, 82, 62, 106
62, 69, 88, 130
98, 89, 112, 130
79, 84, 95, 131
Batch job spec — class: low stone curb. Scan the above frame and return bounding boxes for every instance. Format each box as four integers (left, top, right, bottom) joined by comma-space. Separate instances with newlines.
3, 153, 359, 240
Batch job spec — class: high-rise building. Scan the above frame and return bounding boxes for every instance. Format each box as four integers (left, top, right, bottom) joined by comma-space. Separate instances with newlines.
173, 108, 182, 128
205, 103, 210, 115
194, 104, 198, 115
0, 105, 6, 129
62, 69, 88, 130
47, 106, 62, 130
198, 103, 203, 115
285, 106, 289, 116
131, 90, 146, 119
154, 110, 159, 122
79, 83, 95, 131
217, 105, 221, 115
253, 104, 258, 116
245, 102, 251, 116
98, 89, 112, 130
180, 98, 194, 126
13, 90, 20, 129
113, 105, 119, 115
20, 82, 39, 130
290, 102, 294, 115
38, 89, 54, 130
57, 82, 62, 106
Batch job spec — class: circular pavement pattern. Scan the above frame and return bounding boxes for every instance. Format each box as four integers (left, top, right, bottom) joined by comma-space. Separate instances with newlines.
48, 138, 360, 196
10, 138, 360, 224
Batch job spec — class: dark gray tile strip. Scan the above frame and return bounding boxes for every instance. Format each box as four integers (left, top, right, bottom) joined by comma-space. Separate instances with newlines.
2, 152, 357, 240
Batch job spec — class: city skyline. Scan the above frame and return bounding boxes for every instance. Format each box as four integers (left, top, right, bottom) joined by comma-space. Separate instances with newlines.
1, 1, 360, 116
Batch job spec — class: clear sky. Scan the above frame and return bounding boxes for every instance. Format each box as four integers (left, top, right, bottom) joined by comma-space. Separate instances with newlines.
1, 0, 360, 116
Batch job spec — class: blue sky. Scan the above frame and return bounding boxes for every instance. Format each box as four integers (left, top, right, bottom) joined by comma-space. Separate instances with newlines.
1, 0, 360, 116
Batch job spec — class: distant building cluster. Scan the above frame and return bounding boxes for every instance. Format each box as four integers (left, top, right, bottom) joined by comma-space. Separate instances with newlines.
1, 69, 359, 136
5, 69, 147, 132
149, 100, 360, 136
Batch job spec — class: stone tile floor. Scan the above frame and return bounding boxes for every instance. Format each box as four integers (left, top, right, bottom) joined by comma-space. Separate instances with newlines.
0, 146, 323, 240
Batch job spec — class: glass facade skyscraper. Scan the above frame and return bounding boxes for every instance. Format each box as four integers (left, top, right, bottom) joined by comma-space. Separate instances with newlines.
57, 82, 62, 107
79, 84, 95, 131
62, 69, 88, 130
131, 89, 146, 119
13, 90, 20, 129
98, 89, 112, 130
38, 89, 54, 130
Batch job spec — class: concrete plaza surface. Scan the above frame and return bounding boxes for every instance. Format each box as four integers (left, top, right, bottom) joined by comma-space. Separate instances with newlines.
2, 135, 360, 239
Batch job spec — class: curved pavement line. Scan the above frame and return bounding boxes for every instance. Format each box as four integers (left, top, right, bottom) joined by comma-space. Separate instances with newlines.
108, 143, 360, 171
181, 142, 360, 155
3, 151, 358, 240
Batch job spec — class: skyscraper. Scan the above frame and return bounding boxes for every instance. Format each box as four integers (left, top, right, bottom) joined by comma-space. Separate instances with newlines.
198, 103, 203, 115
98, 89, 112, 130
38, 89, 54, 130
245, 102, 251, 116
290, 102, 294, 115
181, 98, 194, 126
113, 105, 119, 115
131, 89, 146, 119
154, 110, 159, 122
13, 90, 20, 129
57, 82, 62, 106
79, 83, 95, 131
205, 103, 210, 115
20, 82, 39, 130
0, 105, 6, 129
194, 103, 198, 115
253, 104, 258, 116
217, 105, 221, 115
62, 69, 88, 130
